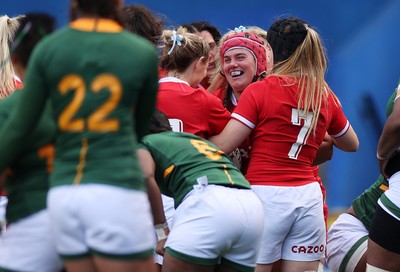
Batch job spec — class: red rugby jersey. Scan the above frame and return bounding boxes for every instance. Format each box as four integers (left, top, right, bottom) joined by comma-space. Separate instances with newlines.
233, 75, 349, 186
213, 87, 252, 174
157, 77, 231, 139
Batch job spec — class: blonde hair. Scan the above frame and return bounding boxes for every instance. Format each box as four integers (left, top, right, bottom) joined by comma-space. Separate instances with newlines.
160, 27, 210, 73
0, 15, 23, 98
272, 25, 337, 135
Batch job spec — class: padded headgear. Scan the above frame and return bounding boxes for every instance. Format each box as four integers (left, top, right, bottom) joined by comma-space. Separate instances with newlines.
220, 31, 267, 77
267, 17, 308, 63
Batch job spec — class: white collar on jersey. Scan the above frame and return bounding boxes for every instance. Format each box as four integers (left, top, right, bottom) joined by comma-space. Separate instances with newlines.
230, 92, 238, 106
158, 76, 190, 86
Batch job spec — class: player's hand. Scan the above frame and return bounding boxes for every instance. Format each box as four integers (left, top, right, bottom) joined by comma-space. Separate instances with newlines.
155, 238, 167, 256
379, 148, 400, 179
378, 156, 390, 179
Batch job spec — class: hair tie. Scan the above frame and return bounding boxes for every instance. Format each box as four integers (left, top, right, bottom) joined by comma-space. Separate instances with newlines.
167, 30, 184, 55
234, 25, 247, 33
11, 22, 32, 52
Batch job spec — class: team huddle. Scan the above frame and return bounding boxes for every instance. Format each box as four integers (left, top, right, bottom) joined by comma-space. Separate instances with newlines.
0, 0, 399, 272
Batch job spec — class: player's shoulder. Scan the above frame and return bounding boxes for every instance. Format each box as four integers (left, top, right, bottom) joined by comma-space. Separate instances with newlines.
28, 26, 70, 58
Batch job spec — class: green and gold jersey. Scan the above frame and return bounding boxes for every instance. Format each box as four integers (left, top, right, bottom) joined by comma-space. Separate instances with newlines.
352, 86, 397, 231
0, 91, 55, 224
385, 89, 397, 118
139, 131, 251, 207
352, 175, 388, 231
0, 19, 159, 190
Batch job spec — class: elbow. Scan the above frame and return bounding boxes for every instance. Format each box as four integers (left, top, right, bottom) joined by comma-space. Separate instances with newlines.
332, 136, 359, 152
345, 139, 360, 152
348, 143, 359, 152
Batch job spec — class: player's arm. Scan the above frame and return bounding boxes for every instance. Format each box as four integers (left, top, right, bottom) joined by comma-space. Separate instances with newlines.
136, 148, 169, 255
331, 124, 359, 152
313, 133, 333, 166
377, 90, 400, 177
209, 118, 251, 154
0, 83, 46, 172
0, 40, 49, 172
207, 72, 227, 94
0, 98, 13, 191
134, 49, 159, 141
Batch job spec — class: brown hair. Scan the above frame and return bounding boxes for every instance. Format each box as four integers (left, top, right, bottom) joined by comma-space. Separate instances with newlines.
69, 0, 122, 24
119, 5, 164, 46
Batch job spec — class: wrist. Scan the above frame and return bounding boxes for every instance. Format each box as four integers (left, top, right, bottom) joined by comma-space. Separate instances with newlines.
155, 221, 169, 241
377, 152, 391, 160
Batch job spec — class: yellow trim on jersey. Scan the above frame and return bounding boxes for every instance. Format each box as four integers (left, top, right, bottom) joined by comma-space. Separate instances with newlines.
73, 138, 88, 185
70, 18, 123, 33
221, 164, 234, 185
164, 165, 175, 178
379, 184, 389, 191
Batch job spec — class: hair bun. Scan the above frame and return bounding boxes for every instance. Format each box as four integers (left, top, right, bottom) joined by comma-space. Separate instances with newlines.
267, 17, 308, 63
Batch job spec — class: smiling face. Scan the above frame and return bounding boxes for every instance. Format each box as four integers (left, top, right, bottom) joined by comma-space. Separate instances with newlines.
222, 48, 257, 95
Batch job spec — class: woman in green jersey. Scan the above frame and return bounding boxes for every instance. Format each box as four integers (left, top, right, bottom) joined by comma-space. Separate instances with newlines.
326, 90, 397, 272
0, 0, 159, 271
367, 81, 400, 271
138, 110, 264, 272
0, 13, 22, 233
0, 13, 64, 272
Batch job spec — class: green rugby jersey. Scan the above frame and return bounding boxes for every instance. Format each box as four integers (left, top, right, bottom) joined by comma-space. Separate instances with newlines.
352, 87, 396, 230
385, 89, 397, 118
0, 19, 159, 190
0, 91, 55, 224
352, 175, 388, 231
139, 131, 251, 207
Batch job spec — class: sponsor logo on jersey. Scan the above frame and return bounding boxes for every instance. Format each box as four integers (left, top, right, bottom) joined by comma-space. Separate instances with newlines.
291, 245, 324, 254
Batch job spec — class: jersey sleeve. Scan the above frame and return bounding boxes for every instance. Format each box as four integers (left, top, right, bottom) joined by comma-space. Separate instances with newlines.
0, 95, 13, 126
134, 46, 159, 141
327, 92, 351, 138
231, 81, 264, 129
0, 43, 48, 171
386, 89, 397, 118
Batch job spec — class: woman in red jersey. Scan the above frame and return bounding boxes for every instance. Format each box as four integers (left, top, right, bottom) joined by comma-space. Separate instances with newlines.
211, 17, 359, 272
157, 27, 231, 139
212, 26, 270, 174
156, 27, 233, 270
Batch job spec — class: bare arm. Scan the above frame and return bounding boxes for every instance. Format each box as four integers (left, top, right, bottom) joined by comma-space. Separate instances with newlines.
331, 124, 359, 152
137, 148, 169, 255
377, 95, 400, 177
313, 133, 333, 166
207, 73, 227, 94
209, 119, 252, 154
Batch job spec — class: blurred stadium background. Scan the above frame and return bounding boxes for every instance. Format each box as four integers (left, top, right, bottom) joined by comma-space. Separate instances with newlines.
3, 0, 400, 215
